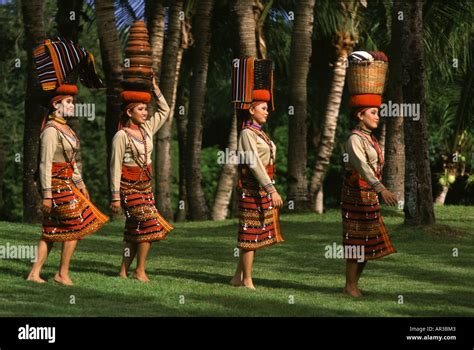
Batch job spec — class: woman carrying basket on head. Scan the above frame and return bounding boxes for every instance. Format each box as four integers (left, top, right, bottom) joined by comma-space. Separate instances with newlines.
341, 51, 398, 297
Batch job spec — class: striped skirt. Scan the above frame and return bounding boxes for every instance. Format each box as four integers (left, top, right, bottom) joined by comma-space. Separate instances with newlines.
237, 165, 284, 251
120, 165, 173, 243
341, 176, 396, 261
42, 163, 109, 242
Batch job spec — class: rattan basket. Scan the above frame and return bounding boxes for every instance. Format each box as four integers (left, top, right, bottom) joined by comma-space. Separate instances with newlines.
347, 60, 388, 95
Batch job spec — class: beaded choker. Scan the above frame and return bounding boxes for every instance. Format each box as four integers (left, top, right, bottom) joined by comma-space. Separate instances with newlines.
357, 126, 372, 135
245, 120, 262, 130
48, 115, 67, 125
127, 123, 140, 130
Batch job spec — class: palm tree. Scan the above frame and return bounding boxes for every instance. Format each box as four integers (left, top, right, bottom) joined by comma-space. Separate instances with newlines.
402, 0, 435, 225
154, 0, 185, 220
95, 0, 123, 199
211, 0, 259, 220
382, 0, 405, 203
186, 0, 215, 220
145, 0, 165, 78
56, 0, 85, 180
308, 1, 359, 213
21, 0, 46, 223
287, 0, 316, 211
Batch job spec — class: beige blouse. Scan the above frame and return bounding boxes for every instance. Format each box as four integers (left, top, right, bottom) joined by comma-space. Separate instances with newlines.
238, 128, 277, 194
40, 124, 85, 199
345, 133, 386, 193
110, 93, 171, 200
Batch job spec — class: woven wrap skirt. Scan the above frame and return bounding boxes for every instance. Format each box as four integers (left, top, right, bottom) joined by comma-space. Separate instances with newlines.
42, 162, 109, 242
341, 173, 396, 261
120, 164, 173, 243
237, 164, 284, 251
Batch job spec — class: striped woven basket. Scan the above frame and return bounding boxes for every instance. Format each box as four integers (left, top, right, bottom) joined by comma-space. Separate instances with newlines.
347, 61, 388, 95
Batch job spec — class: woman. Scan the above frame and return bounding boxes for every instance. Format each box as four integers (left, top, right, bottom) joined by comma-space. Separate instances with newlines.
230, 95, 284, 290
27, 84, 109, 286
342, 106, 398, 297
110, 76, 173, 282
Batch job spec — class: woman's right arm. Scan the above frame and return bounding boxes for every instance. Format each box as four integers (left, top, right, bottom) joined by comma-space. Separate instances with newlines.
39, 128, 58, 214
110, 131, 127, 204
39, 128, 58, 200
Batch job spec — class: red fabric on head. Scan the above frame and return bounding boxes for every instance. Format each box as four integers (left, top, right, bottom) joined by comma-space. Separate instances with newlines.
253, 89, 271, 102
349, 94, 382, 108
120, 91, 151, 103
56, 84, 78, 95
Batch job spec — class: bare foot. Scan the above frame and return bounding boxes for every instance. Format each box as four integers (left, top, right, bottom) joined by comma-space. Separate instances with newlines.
242, 279, 256, 290
26, 274, 47, 284
54, 273, 73, 286
342, 286, 362, 297
229, 277, 243, 287
119, 271, 128, 279
132, 271, 150, 282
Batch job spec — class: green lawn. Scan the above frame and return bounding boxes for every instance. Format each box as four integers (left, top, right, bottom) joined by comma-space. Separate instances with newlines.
0, 206, 473, 317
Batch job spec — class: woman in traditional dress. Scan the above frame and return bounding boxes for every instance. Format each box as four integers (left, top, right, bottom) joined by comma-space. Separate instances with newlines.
27, 84, 109, 286
110, 76, 173, 282
230, 90, 284, 290
342, 103, 398, 297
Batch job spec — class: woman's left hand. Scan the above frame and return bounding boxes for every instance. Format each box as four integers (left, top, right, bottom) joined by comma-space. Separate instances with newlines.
152, 75, 161, 96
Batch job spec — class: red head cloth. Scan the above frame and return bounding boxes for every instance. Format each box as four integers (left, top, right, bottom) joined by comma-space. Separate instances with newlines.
349, 94, 382, 108
120, 91, 151, 104
251, 89, 271, 108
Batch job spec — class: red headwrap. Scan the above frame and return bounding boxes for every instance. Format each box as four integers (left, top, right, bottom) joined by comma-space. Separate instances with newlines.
349, 94, 382, 108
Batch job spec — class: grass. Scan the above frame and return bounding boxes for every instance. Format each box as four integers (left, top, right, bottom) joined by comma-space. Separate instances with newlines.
0, 205, 473, 317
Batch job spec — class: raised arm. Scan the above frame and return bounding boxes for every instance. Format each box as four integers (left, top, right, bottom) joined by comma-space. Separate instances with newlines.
142, 78, 171, 136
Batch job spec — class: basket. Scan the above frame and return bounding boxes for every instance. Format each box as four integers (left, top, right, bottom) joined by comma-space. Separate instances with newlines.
347, 60, 388, 95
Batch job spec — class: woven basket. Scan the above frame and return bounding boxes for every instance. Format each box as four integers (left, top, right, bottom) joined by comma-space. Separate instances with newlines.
347, 61, 388, 95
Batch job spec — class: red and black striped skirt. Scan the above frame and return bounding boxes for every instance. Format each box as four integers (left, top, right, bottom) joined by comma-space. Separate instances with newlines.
341, 176, 396, 261
42, 162, 109, 242
237, 165, 284, 251
120, 165, 173, 243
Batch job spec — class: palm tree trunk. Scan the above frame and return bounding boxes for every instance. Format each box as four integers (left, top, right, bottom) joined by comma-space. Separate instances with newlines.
21, 0, 46, 223
57, 0, 84, 177
211, 114, 238, 220
145, 0, 165, 78
309, 55, 347, 212
402, 0, 435, 225
154, 0, 185, 220
95, 0, 123, 204
0, 129, 5, 219
382, 0, 405, 202
211, 0, 258, 221
175, 56, 191, 222
186, 0, 215, 220
287, 0, 316, 211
